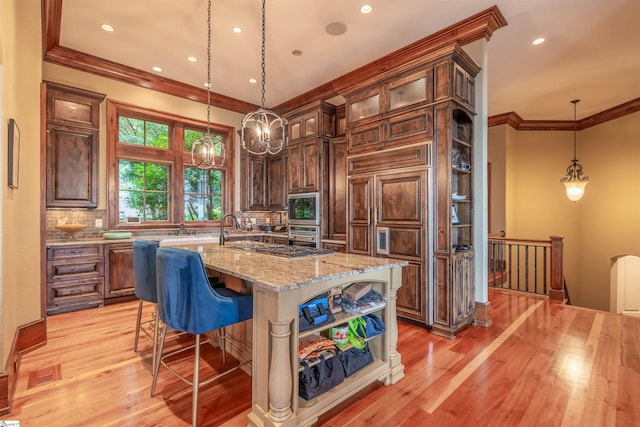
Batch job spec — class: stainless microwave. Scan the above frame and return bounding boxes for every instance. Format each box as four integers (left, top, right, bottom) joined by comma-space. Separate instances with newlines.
287, 192, 320, 225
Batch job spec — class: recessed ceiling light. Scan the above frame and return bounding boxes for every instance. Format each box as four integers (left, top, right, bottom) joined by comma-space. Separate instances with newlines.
187, 56, 198, 62
152, 66, 162, 72
249, 78, 257, 84
101, 24, 114, 32
326, 23, 347, 36
360, 5, 373, 14
292, 50, 303, 56
232, 26, 242, 34
532, 37, 545, 45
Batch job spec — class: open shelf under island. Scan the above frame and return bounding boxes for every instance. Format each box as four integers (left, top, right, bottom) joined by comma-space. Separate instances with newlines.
174, 241, 407, 427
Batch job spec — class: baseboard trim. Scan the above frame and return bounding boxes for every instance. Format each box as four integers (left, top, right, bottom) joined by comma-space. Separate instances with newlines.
0, 318, 47, 415
474, 300, 492, 327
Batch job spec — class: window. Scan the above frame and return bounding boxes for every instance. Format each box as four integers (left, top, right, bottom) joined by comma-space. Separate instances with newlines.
107, 100, 233, 230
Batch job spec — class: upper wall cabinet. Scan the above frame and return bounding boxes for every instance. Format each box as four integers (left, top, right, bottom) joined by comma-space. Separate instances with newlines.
45, 82, 106, 208
344, 69, 437, 154
286, 100, 336, 145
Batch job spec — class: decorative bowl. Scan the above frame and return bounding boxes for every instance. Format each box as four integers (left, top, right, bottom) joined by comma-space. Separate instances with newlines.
55, 223, 87, 239
103, 232, 133, 240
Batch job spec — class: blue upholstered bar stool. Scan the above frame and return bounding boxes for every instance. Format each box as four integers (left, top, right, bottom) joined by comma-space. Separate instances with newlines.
151, 246, 253, 426
132, 240, 161, 373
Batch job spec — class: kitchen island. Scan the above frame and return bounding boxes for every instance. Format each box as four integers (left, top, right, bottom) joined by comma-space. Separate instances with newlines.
179, 241, 406, 427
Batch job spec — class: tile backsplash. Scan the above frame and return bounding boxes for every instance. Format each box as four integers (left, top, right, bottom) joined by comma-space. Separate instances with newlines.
46, 209, 288, 241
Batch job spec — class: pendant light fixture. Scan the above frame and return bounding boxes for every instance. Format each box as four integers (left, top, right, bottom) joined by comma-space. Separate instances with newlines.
560, 99, 588, 202
191, 0, 225, 169
240, 0, 286, 155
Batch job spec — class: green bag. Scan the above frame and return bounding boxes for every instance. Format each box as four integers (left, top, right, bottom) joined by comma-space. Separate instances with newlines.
347, 317, 367, 349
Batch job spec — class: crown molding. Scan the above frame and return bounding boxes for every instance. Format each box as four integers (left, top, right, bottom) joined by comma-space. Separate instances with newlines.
488, 98, 640, 130
42, 0, 506, 116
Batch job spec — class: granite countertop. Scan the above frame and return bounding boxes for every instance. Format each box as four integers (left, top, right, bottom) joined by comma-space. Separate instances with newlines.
46, 231, 289, 246
183, 242, 407, 293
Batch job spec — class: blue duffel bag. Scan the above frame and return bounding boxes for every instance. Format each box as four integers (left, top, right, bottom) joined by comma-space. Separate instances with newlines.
299, 296, 335, 332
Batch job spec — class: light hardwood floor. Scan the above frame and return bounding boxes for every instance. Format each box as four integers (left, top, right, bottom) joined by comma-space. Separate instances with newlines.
2, 288, 639, 426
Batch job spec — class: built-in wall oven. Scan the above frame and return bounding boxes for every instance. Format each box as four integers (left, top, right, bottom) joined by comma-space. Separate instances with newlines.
287, 193, 321, 247
288, 225, 320, 248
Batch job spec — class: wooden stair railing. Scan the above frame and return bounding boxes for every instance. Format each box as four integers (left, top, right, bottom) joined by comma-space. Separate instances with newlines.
488, 234, 564, 301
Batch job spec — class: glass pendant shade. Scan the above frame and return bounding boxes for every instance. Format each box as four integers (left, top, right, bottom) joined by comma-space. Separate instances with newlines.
564, 179, 588, 202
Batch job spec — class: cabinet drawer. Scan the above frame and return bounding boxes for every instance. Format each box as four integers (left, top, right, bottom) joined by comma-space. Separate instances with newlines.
322, 242, 346, 253
48, 245, 103, 260
47, 258, 104, 281
46, 277, 104, 314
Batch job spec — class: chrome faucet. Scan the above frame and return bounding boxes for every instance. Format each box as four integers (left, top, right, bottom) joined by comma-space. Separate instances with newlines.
220, 214, 239, 245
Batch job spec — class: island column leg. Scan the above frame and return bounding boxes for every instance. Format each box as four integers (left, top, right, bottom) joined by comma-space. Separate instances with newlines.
386, 266, 405, 384
267, 319, 293, 423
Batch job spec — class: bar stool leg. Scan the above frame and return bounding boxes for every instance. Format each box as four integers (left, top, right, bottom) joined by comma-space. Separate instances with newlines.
193, 334, 201, 427
134, 299, 144, 351
151, 310, 160, 375
150, 323, 167, 397
218, 328, 227, 364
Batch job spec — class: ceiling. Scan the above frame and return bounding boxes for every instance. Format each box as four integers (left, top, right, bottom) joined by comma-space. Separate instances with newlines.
54, 0, 640, 121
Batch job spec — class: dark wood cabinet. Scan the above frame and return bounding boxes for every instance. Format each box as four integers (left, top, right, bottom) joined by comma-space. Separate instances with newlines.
328, 137, 347, 239
348, 166, 429, 324
286, 100, 336, 144
431, 51, 478, 338
240, 154, 267, 211
45, 82, 105, 208
46, 125, 99, 208
267, 152, 288, 210
344, 44, 479, 332
288, 138, 329, 195
46, 244, 104, 314
104, 243, 135, 302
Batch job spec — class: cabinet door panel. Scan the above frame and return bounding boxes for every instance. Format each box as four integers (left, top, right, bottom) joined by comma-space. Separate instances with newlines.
288, 145, 302, 191
329, 138, 347, 238
377, 171, 425, 224
349, 225, 371, 255
240, 155, 267, 210
388, 228, 421, 260
302, 141, 318, 189
396, 261, 425, 322
46, 125, 99, 208
105, 244, 135, 299
268, 154, 288, 209
348, 176, 373, 254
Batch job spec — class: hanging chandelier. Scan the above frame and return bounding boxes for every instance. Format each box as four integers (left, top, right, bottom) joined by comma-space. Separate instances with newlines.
241, 0, 286, 155
560, 99, 588, 202
191, 0, 225, 169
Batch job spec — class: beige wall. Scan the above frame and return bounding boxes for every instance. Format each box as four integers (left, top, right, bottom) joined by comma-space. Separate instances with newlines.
488, 112, 640, 310
1, 0, 43, 367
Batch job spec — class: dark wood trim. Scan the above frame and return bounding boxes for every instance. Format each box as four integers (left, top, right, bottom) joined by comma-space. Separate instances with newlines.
42, 1, 506, 116
0, 318, 47, 415
488, 97, 640, 130
41, 83, 48, 319
474, 300, 492, 327
274, 6, 507, 114
0, 371, 7, 415
43, 46, 259, 115
16, 319, 47, 353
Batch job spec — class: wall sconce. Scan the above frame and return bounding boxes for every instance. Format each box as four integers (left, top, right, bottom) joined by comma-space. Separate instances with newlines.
560, 99, 588, 201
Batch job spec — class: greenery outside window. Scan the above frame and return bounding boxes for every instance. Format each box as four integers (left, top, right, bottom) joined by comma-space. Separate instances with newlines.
107, 100, 234, 230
